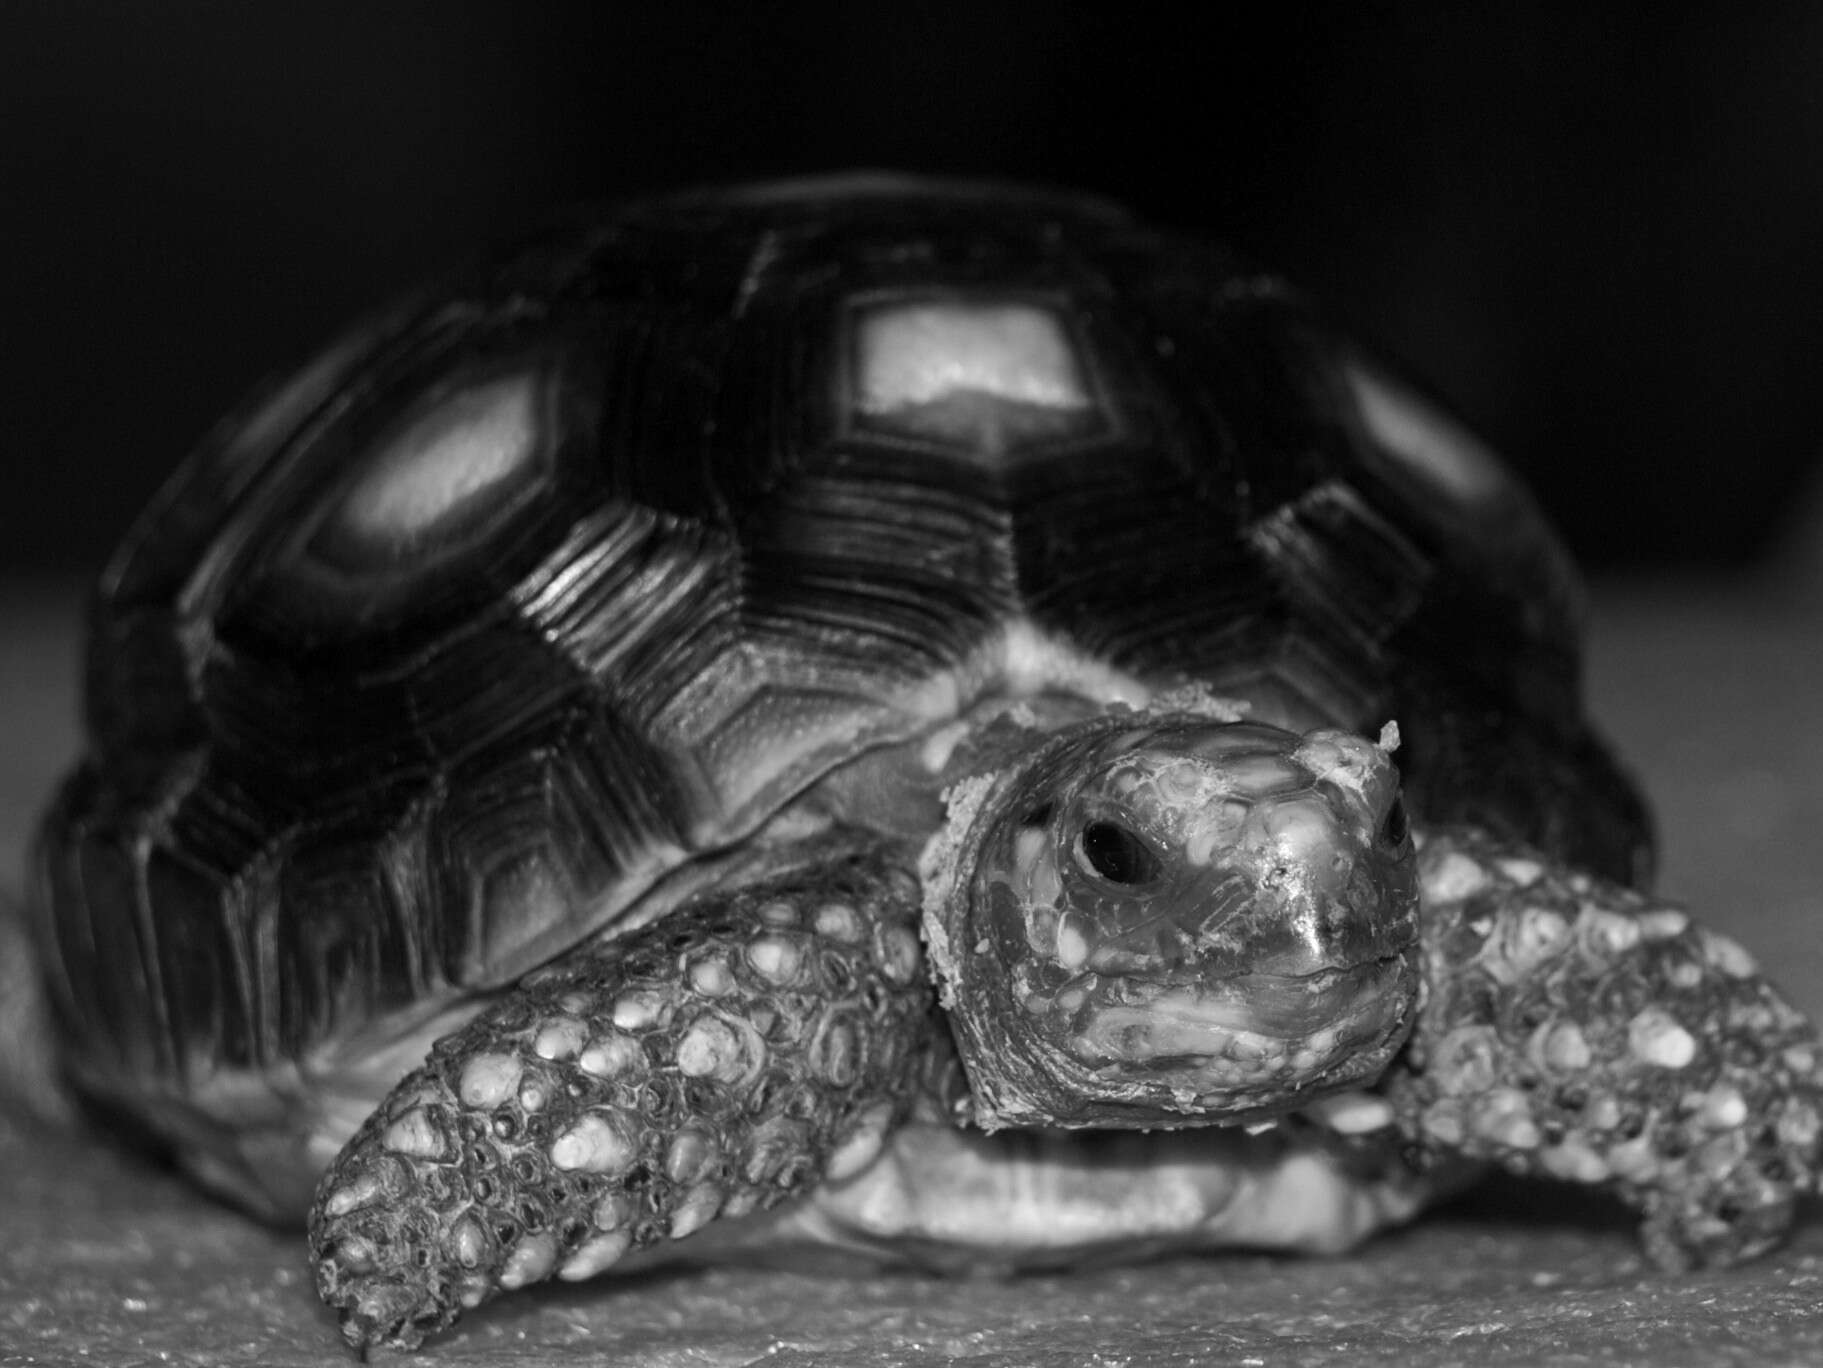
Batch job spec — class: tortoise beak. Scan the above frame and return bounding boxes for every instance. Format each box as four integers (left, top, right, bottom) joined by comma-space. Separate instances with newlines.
1148, 959, 1415, 1043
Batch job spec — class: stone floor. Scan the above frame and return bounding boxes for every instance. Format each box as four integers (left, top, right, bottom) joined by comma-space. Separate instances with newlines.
5, 564, 1823, 1366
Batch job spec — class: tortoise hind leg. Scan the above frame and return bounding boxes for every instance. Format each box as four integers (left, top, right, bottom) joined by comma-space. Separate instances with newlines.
309, 834, 935, 1352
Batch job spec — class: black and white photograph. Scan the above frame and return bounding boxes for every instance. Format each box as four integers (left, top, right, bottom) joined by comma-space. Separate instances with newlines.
5, 7, 1823, 1364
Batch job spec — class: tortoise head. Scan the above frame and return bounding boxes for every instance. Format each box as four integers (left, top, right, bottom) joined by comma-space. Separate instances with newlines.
925, 717, 1421, 1129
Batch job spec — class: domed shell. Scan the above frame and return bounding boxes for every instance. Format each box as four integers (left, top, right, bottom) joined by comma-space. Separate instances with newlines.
35, 177, 1649, 1115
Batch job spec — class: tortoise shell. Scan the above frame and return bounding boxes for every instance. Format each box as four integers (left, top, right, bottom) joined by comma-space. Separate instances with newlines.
34, 177, 1650, 1119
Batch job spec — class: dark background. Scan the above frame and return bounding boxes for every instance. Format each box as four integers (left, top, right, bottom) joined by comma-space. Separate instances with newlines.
5, 3, 1823, 574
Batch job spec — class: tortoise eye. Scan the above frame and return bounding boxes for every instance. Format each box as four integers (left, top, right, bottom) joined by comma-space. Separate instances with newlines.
1076, 821, 1161, 886
1380, 797, 1409, 847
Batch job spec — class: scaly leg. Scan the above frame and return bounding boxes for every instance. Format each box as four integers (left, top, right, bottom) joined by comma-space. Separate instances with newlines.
1387, 828, 1823, 1268
309, 836, 935, 1351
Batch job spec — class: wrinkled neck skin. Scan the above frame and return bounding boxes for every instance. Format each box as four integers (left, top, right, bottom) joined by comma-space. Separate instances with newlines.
921, 707, 1422, 1131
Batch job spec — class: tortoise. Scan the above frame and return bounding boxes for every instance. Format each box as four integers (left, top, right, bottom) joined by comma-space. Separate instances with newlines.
25, 176, 1823, 1352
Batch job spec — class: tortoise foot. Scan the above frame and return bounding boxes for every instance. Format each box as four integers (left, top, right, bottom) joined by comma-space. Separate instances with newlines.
308, 836, 934, 1351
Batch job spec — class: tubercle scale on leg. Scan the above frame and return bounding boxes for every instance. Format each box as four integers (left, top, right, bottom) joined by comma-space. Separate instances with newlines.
307, 839, 934, 1352
1386, 828, 1823, 1269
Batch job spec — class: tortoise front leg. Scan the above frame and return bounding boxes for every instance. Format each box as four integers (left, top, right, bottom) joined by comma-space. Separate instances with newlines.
309, 835, 935, 1352
1385, 829, 1823, 1269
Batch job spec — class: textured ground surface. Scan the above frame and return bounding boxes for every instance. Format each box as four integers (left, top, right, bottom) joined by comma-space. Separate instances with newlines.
6, 564, 1823, 1366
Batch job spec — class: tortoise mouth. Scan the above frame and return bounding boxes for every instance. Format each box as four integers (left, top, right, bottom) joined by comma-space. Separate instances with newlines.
1165, 957, 1412, 1040
1066, 951, 1418, 1093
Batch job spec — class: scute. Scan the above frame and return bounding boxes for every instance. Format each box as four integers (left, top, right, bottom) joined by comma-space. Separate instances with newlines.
850, 299, 1110, 461
303, 368, 546, 575
34, 179, 1651, 1140
235, 341, 586, 636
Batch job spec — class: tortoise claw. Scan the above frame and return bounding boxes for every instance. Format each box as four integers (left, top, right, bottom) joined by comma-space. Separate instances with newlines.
336, 1299, 413, 1358
316, 1235, 449, 1354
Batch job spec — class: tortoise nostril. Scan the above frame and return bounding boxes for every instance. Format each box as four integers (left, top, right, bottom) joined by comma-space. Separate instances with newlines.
1076, 822, 1161, 886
